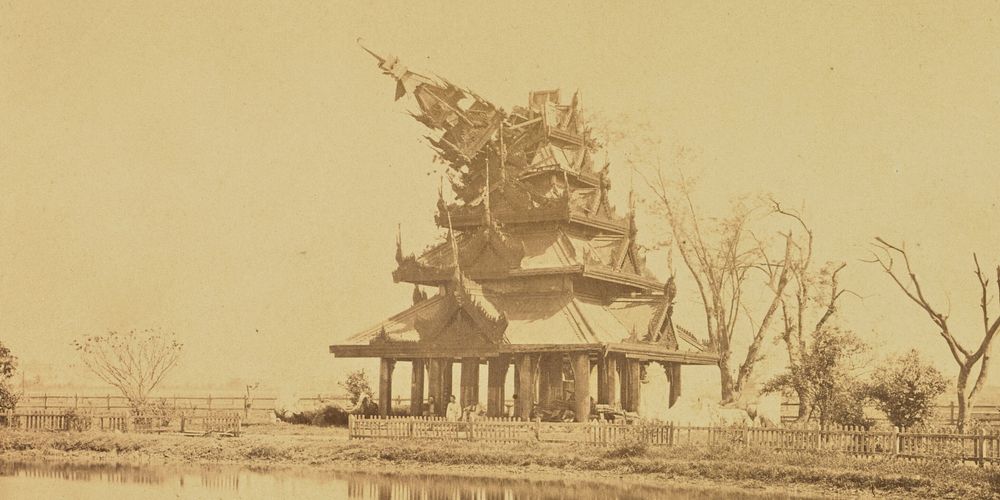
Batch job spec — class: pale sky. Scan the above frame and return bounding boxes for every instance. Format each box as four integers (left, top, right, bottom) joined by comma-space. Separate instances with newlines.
2, 1, 1000, 395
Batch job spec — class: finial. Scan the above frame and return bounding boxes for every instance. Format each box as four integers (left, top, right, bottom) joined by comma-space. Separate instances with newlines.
395, 223, 403, 264
484, 157, 493, 226
444, 208, 465, 290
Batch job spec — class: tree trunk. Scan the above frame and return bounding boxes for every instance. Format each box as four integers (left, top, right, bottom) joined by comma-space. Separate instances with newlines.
719, 355, 738, 404
796, 388, 813, 423
956, 366, 971, 432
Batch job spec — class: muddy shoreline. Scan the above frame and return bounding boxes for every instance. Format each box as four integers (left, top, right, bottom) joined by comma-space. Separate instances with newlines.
0, 426, 994, 499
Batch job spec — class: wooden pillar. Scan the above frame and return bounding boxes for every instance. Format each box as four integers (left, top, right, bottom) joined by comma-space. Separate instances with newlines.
571, 353, 591, 422
618, 357, 628, 411
460, 358, 480, 408
515, 354, 536, 420
426, 359, 441, 416
538, 354, 563, 407
378, 358, 395, 417
487, 356, 509, 417
440, 359, 453, 415
410, 359, 424, 417
597, 353, 619, 408
667, 363, 682, 407
621, 358, 641, 413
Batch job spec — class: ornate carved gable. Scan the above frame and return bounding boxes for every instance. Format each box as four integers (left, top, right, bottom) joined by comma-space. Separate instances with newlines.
414, 279, 507, 346
644, 277, 679, 349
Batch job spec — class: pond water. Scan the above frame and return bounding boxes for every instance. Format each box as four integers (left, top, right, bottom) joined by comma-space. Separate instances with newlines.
0, 461, 810, 499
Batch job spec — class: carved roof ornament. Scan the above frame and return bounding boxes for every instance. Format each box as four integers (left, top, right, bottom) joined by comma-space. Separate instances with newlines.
412, 284, 428, 305
645, 276, 680, 349
412, 211, 508, 345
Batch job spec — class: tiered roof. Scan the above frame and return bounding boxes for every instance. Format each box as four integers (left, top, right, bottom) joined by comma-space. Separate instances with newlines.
331, 42, 715, 364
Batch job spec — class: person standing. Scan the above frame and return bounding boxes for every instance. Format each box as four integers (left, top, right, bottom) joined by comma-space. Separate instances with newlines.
445, 395, 462, 421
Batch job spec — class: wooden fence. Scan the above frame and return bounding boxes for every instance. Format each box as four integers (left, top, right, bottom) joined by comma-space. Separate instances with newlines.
348, 416, 1000, 466
2, 410, 242, 436
16, 394, 275, 423
780, 402, 1000, 425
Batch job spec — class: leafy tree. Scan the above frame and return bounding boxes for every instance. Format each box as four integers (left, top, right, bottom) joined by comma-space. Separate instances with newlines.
339, 368, 373, 405
72, 329, 183, 411
867, 349, 948, 428
0, 341, 18, 410
763, 326, 870, 426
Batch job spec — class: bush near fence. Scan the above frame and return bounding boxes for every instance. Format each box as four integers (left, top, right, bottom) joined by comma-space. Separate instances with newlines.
348, 416, 1000, 466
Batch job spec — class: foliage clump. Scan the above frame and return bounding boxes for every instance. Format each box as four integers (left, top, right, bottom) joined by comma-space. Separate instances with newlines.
867, 349, 948, 428
0, 342, 18, 411
338, 369, 373, 405
764, 326, 871, 427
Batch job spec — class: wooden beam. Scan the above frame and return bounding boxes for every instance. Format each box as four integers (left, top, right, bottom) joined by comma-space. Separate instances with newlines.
410, 359, 424, 417
537, 354, 563, 407
607, 343, 718, 365
330, 343, 604, 359
570, 352, 591, 422
597, 353, 618, 408
378, 358, 395, 417
621, 358, 641, 413
668, 362, 682, 407
487, 356, 509, 417
460, 358, 480, 408
515, 353, 536, 420
426, 359, 441, 416
441, 359, 453, 415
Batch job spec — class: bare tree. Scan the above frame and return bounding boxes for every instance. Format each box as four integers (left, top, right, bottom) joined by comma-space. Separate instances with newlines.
766, 204, 856, 421
73, 329, 183, 411
869, 238, 999, 430
639, 170, 796, 404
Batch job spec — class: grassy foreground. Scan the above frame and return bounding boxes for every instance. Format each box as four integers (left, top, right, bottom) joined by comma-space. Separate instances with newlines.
0, 424, 997, 499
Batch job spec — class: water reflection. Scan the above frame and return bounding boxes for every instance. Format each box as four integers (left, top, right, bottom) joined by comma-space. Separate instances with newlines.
0, 461, 807, 499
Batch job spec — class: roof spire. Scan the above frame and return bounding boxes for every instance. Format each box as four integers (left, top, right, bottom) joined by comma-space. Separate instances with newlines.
484, 157, 493, 226
445, 208, 462, 287
395, 223, 403, 264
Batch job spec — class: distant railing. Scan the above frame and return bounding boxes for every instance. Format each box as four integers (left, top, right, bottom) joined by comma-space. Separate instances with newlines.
348, 416, 1000, 466
15, 394, 275, 424
2, 410, 242, 436
780, 402, 1000, 425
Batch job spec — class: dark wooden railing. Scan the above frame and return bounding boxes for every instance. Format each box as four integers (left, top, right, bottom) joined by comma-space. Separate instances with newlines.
2, 410, 241, 436
349, 416, 1000, 466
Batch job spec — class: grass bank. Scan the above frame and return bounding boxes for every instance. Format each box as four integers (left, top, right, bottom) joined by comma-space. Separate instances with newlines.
1, 425, 997, 499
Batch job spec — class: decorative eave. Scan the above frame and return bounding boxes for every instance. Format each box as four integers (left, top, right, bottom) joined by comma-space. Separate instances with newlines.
580, 265, 663, 291
394, 262, 659, 292
329, 342, 718, 365
438, 204, 628, 234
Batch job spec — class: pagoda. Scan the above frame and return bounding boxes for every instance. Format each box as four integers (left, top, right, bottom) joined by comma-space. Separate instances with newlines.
330, 43, 718, 422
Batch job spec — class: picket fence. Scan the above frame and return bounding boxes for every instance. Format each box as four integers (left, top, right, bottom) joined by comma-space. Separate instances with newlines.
2, 410, 242, 436
348, 416, 1000, 466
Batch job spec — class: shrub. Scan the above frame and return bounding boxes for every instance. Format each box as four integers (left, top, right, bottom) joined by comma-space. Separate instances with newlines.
867, 350, 948, 428
246, 444, 291, 460
339, 369, 372, 405
275, 404, 350, 427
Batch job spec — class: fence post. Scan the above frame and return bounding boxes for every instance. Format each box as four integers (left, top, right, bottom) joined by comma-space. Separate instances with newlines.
976, 427, 985, 467
106, 394, 111, 411
892, 427, 901, 457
